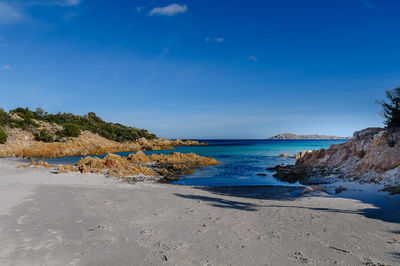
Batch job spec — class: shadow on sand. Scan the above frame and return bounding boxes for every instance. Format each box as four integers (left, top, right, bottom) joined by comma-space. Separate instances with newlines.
173, 185, 400, 225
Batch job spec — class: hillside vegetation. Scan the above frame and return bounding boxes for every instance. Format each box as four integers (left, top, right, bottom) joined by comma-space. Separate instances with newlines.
0, 107, 156, 142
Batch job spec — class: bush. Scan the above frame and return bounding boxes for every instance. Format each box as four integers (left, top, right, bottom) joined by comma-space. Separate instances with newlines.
59, 123, 81, 138
0, 129, 7, 144
0, 107, 157, 142
34, 129, 54, 143
378, 87, 400, 129
0, 108, 10, 126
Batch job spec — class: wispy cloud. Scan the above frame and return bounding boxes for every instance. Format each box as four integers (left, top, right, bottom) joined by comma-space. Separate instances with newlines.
63, 11, 79, 20
49, 0, 81, 6
28, 0, 82, 6
359, 0, 376, 9
136, 6, 145, 13
248, 56, 258, 62
0, 2, 24, 25
63, 0, 81, 6
1, 65, 11, 70
205, 37, 224, 43
0, 0, 81, 26
149, 4, 187, 16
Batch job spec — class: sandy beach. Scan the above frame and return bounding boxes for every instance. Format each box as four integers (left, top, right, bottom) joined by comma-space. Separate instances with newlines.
0, 158, 399, 266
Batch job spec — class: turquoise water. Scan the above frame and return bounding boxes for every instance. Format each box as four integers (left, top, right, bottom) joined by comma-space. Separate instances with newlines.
42, 139, 347, 186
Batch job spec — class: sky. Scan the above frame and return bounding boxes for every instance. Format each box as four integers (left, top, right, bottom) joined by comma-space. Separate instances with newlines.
0, 0, 400, 139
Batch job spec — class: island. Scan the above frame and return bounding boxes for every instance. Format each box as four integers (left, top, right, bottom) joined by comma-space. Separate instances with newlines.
267, 133, 349, 140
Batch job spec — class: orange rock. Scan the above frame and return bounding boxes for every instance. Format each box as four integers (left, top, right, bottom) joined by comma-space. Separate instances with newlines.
148, 152, 219, 166
127, 151, 152, 163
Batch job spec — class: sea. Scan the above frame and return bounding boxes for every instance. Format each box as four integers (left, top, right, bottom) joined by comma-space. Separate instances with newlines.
42, 139, 347, 187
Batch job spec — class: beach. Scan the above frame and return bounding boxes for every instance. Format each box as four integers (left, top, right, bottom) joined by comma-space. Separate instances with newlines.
1, 158, 399, 265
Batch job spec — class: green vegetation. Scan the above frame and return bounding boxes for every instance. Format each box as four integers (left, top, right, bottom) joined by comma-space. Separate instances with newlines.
0, 128, 7, 144
34, 129, 55, 143
6, 107, 40, 129
0, 107, 156, 142
0, 108, 10, 126
378, 87, 400, 129
57, 123, 81, 138
40, 111, 156, 141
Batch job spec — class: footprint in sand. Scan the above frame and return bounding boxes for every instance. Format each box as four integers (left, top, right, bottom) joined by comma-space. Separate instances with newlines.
289, 251, 310, 264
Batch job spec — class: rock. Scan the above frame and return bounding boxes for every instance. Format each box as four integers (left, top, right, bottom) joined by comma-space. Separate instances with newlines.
39, 152, 221, 182
352, 127, 384, 140
256, 173, 267, 176
267, 165, 312, 183
298, 185, 327, 196
280, 153, 290, 157
57, 165, 69, 174
335, 185, 348, 194
0, 120, 208, 159
293, 150, 313, 160
127, 151, 152, 163
381, 186, 400, 195
270, 127, 400, 186
148, 152, 218, 166
10, 113, 23, 120
19, 160, 56, 168
76, 153, 157, 178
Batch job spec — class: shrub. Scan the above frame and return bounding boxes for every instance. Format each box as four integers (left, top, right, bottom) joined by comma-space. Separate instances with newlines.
0, 108, 10, 126
59, 123, 81, 138
1, 107, 157, 142
378, 87, 400, 129
34, 129, 54, 143
0, 128, 7, 144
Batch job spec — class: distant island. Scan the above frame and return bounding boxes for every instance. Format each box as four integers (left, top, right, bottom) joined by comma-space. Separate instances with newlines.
267, 133, 349, 140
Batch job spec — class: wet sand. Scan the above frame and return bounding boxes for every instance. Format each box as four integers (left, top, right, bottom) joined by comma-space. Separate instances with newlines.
0, 158, 399, 265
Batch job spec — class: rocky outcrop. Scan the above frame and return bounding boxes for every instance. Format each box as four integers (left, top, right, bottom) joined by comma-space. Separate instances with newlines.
269, 127, 400, 188
0, 131, 142, 158
0, 129, 206, 158
293, 150, 313, 160
76, 153, 157, 181
267, 133, 349, 140
19, 151, 219, 183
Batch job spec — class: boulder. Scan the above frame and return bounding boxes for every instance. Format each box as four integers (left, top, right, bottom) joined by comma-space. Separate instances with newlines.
293, 150, 313, 160
127, 151, 152, 163
298, 185, 327, 196
335, 185, 348, 194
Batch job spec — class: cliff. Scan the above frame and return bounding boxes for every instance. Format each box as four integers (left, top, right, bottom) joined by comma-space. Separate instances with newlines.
267, 133, 349, 140
269, 127, 400, 191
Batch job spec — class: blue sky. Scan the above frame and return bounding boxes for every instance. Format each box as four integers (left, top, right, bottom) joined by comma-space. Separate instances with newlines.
1, 0, 400, 138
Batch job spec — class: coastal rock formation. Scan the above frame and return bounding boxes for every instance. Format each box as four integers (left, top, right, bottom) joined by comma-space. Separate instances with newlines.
20, 151, 219, 183
148, 152, 219, 181
0, 130, 206, 158
76, 153, 157, 180
270, 127, 400, 188
0, 131, 142, 158
279, 153, 291, 157
267, 133, 348, 140
148, 152, 219, 166
127, 150, 152, 163
293, 150, 313, 160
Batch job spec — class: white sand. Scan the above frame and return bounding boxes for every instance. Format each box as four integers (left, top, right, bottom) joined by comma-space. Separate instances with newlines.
0, 158, 399, 265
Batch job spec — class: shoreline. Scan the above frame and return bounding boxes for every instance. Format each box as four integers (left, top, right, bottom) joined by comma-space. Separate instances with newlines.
1, 157, 399, 265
